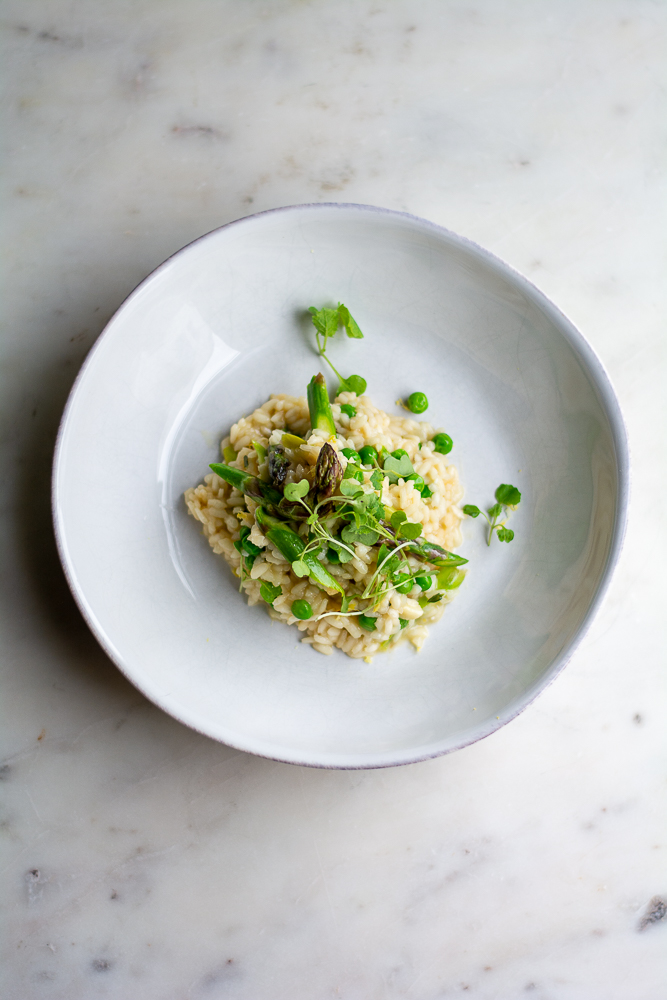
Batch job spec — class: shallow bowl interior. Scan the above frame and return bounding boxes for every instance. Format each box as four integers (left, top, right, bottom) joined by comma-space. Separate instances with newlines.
54, 204, 627, 767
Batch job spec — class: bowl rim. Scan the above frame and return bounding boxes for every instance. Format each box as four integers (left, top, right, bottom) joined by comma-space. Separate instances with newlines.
52, 202, 630, 768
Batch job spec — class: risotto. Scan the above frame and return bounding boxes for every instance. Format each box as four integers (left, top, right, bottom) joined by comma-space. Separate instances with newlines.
185, 379, 467, 661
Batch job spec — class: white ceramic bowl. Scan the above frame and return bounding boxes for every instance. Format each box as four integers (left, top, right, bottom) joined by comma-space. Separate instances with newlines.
53, 204, 628, 768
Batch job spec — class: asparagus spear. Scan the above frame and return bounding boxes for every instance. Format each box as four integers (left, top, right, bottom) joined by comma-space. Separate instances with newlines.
307, 373, 337, 436
381, 529, 469, 568
267, 443, 289, 486
255, 507, 344, 596
209, 463, 283, 510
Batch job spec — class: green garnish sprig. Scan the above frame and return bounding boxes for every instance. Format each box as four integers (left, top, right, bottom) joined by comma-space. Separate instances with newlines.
463, 484, 521, 545
308, 303, 367, 396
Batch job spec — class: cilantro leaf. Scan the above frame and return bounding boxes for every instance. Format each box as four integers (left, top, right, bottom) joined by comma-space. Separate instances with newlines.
496, 527, 515, 543
462, 504, 481, 518
283, 479, 310, 501
495, 484, 522, 507
260, 581, 282, 605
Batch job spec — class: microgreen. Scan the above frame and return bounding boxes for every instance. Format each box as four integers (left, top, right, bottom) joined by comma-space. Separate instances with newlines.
340, 403, 357, 418
383, 453, 415, 483
283, 479, 310, 501
260, 581, 282, 605
340, 478, 364, 498
463, 484, 521, 545
308, 303, 367, 396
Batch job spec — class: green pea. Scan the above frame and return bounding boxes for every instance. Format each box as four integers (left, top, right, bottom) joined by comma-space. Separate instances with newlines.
340, 403, 357, 418
407, 473, 425, 490
341, 447, 361, 463
416, 576, 432, 591
407, 392, 428, 414
420, 484, 433, 499
359, 445, 378, 466
432, 432, 453, 455
392, 449, 409, 460
359, 613, 377, 631
291, 599, 313, 620
395, 575, 414, 595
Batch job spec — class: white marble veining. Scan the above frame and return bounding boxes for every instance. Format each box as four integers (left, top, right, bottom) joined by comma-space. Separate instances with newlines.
1, 1, 665, 997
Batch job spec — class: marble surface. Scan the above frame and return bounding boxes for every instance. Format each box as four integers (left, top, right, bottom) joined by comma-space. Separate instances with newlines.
1, 1, 665, 997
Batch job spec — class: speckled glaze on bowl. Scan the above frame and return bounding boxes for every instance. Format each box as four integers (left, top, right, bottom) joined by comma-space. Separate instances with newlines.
53, 204, 629, 768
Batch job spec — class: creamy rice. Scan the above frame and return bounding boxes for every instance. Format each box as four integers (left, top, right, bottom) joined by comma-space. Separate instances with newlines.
184, 391, 465, 660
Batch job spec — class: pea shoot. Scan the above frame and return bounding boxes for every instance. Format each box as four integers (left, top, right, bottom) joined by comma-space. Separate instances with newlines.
308, 303, 367, 397
463, 484, 521, 545
340, 403, 356, 419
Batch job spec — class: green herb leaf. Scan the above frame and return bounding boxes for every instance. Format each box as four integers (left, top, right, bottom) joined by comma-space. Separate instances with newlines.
341, 523, 379, 546
399, 618, 409, 629
390, 510, 407, 530
340, 479, 364, 497
397, 521, 422, 540
383, 453, 415, 482
359, 613, 377, 632
342, 464, 364, 482
260, 581, 282, 605
308, 306, 339, 339
291, 559, 309, 578
339, 374, 367, 396
496, 527, 515, 543
495, 484, 522, 507
462, 504, 481, 517
340, 403, 356, 418
488, 503, 503, 518
370, 470, 384, 490
283, 479, 310, 501
337, 303, 364, 339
